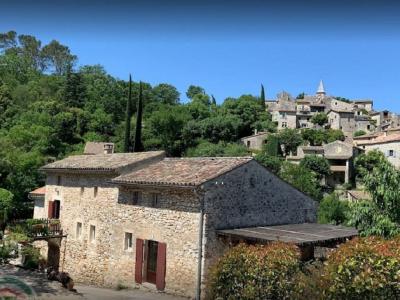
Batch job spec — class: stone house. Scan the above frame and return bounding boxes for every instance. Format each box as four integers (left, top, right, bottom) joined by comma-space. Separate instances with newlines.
287, 141, 362, 186
356, 133, 400, 168
327, 109, 356, 136
240, 131, 269, 151
35, 151, 318, 298
84, 142, 115, 154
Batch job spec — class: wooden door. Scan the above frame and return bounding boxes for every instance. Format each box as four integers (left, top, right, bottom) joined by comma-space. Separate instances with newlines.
146, 240, 158, 284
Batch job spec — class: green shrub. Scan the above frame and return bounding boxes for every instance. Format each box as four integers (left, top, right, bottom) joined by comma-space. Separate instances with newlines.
354, 130, 366, 137
0, 242, 17, 264
209, 243, 301, 300
319, 237, 400, 299
255, 153, 282, 174
22, 245, 41, 269
317, 193, 349, 225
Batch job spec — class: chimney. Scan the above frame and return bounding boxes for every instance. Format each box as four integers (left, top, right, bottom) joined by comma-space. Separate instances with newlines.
254, 129, 258, 135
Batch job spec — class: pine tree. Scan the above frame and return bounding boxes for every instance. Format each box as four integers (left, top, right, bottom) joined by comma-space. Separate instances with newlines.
211, 94, 217, 105
260, 84, 266, 109
64, 67, 86, 108
123, 74, 133, 152
133, 81, 144, 152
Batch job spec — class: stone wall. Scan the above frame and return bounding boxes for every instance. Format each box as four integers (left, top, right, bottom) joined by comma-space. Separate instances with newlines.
43, 173, 201, 298
200, 160, 317, 289
364, 142, 400, 168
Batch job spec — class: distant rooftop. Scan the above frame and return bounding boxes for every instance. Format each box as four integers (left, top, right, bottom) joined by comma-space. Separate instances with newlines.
357, 133, 400, 145
40, 151, 165, 173
112, 157, 253, 187
84, 142, 115, 155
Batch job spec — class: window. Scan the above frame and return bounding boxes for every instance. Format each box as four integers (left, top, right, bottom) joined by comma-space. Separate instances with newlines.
94, 187, 98, 198
131, 191, 141, 205
124, 232, 133, 251
89, 225, 96, 243
76, 222, 82, 238
246, 141, 251, 148
57, 176, 62, 185
151, 193, 159, 207
389, 150, 394, 157
80, 187, 84, 196
282, 122, 287, 128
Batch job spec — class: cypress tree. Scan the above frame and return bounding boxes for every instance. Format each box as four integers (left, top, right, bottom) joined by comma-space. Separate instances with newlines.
123, 74, 133, 152
133, 81, 144, 152
211, 94, 217, 105
260, 84, 266, 109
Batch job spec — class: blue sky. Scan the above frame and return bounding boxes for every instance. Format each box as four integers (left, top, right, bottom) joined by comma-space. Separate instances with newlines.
1, 0, 400, 111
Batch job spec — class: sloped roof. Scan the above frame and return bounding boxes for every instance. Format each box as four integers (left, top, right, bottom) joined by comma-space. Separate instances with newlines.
40, 151, 165, 173
28, 186, 46, 200
357, 133, 400, 145
84, 142, 114, 154
347, 190, 371, 201
112, 157, 253, 187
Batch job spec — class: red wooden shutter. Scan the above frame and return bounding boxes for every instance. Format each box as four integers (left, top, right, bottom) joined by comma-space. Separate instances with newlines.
156, 242, 167, 291
135, 238, 144, 284
48, 201, 54, 218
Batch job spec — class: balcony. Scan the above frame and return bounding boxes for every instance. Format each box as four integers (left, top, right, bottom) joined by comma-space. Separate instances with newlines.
8, 219, 64, 241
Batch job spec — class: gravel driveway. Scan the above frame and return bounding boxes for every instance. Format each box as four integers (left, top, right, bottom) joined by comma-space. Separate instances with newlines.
0, 265, 187, 300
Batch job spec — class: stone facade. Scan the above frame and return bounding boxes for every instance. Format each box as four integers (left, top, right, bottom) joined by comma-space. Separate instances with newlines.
36, 156, 317, 298
240, 132, 269, 151
202, 160, 317, 276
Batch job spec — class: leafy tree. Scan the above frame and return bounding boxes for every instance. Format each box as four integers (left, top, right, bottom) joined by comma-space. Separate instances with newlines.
0, 188, 14, 230
41, 40, 77, 75
318, 193, 349, 225
279, 162, 322, 200
255, 153, 282, 174
0, 31, 17, 51
301, 129, 326, 146
124, 75, 133, 152
152, 83, 180, 105
296, 92, 305, 99
349, 153, 400, 237
277, 129, 303, 156
354, 149, 385, 180
354, 130, 366, 137
263, 135, 281, 157
186, 140, 248, 157
325, 129, 345, 143
300, 155, 331, 180
133, 82, 144, 152
186, 85, 205, 99
310, 113, 328, 126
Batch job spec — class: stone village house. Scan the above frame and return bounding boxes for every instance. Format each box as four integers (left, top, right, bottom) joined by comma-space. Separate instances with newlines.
33, 150, 356, 298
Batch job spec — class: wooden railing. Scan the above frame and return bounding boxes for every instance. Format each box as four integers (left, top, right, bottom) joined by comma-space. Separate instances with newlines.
9, 218, 63, 239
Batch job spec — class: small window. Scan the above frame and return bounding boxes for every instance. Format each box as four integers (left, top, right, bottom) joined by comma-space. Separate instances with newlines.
124, 232, 133, 251
389, 150, 394, 157
57, 176, 62, 185
246, 141, 251, 148
76, 222, 82, 238
131, 191, 141, 205
151, 193, 159, 207
89, 225, 96, 243
282, 122, 287, 128
94, 187, 98, 198
80, 187, 84, 196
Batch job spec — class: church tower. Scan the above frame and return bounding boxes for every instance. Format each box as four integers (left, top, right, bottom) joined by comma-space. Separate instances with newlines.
316, 80, 326, 102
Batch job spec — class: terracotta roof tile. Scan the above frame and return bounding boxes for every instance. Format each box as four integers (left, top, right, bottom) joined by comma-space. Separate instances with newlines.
357, 133, 400, 145
29, 186, 46, 195
112, 157, 253, 187
40, 151, 165, 172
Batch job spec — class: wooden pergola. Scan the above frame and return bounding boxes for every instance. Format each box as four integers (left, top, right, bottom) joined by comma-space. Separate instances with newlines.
217, 223, 358, 260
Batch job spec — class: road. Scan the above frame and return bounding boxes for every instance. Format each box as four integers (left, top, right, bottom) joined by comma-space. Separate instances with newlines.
0, 265, 187, 300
